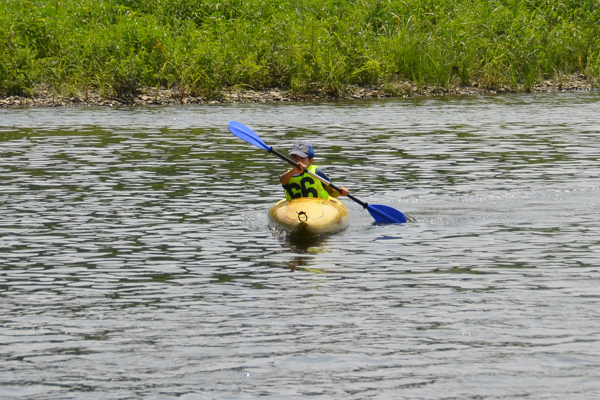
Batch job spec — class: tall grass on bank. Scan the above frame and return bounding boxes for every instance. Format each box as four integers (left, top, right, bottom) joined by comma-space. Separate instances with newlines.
1, 0, 599, 98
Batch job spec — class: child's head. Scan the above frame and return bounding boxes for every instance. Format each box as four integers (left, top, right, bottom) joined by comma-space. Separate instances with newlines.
289, 142, 315, 160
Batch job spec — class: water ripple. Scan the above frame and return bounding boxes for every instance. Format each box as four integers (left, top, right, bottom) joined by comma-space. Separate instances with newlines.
1, 93, 600, 398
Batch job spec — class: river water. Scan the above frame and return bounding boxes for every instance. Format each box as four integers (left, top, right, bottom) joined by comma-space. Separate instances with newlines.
1, 92, 599, 399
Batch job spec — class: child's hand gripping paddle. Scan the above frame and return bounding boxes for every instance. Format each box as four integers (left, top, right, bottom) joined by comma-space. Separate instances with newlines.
228, 121, 407, 224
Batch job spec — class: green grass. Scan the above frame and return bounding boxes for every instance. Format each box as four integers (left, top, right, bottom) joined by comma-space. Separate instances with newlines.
1, 0, 599, 98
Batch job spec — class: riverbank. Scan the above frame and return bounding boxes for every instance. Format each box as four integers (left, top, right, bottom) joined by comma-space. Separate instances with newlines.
0, 74, 594, 108
3, 1, 599, 108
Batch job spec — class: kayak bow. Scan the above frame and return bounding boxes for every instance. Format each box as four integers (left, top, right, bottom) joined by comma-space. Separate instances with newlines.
268, 197, 349, 237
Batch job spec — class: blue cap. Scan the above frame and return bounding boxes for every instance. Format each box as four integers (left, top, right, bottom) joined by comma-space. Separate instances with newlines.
289, 142, 314, 158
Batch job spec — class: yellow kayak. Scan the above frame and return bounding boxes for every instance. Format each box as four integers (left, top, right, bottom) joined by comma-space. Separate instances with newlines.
268, 197, 349, 237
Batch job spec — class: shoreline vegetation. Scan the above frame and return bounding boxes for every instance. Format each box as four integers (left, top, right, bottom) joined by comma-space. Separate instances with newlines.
2, 0, 599, 108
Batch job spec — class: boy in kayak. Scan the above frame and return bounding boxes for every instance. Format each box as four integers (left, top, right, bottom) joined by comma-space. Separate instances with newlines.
279, 142, 349, 200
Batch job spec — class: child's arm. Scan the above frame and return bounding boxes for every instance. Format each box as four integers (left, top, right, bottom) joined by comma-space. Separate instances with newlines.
325, 184, 349, 197
279, 163, 306, 185
316, 168, 349, 197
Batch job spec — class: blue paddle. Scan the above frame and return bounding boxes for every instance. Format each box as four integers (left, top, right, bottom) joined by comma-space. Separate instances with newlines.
228, 121, 407, 224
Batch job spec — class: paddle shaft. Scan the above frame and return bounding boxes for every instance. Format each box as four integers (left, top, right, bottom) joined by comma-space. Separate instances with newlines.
269, 148, 369, 209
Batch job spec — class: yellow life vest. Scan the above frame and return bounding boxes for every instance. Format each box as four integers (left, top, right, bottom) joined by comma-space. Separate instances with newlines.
284, 165, 330, 201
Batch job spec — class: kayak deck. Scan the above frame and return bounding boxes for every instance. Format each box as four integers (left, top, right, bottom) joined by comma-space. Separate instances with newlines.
268, 197, 349, 237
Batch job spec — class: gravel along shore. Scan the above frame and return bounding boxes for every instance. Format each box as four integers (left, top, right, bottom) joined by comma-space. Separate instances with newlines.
0, 74, 595, 108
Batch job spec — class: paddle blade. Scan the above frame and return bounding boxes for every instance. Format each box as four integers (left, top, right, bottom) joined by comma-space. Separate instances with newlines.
228, 121, 271, 151
366, 204, 407, 224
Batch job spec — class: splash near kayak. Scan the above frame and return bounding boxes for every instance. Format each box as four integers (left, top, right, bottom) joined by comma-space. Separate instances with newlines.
268, 197, 349, 237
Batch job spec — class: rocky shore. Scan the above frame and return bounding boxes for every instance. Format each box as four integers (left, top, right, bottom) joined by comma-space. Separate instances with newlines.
0, 73, 595, 108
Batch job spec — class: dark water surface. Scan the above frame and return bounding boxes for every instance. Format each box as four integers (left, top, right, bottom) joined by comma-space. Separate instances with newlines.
1, 93, 599, 399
